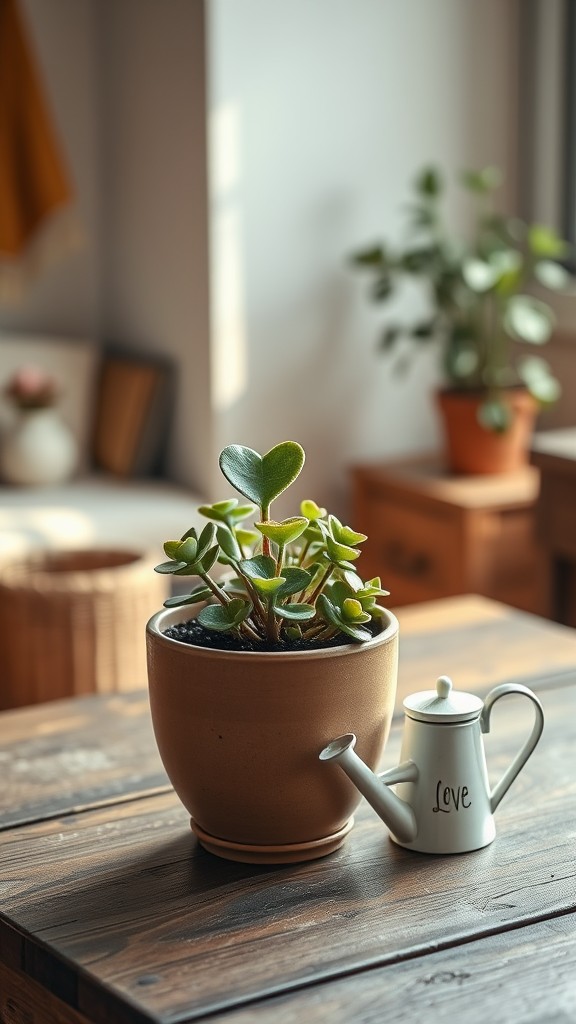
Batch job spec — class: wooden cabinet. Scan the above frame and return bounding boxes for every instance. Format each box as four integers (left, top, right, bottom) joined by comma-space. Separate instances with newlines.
351, 457, 549, 617
531, 428, 576, 627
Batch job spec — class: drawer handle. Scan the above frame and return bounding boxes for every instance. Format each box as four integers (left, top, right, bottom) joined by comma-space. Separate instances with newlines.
384, 541, 431, 578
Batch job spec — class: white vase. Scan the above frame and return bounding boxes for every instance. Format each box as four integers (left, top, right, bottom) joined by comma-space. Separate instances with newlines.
0, 407, 78, 486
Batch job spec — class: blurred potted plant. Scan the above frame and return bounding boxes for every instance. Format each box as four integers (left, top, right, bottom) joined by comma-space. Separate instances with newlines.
350, 166, 572, 474
146, 440, 398, 864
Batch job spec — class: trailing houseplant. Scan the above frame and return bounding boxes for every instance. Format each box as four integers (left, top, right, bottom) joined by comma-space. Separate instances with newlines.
350, 165, 571, 472
146, 441, 399, 864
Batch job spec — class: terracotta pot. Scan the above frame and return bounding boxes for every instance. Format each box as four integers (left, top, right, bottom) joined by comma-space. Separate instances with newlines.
436, 388, 538, 475
146, 606, 399, 864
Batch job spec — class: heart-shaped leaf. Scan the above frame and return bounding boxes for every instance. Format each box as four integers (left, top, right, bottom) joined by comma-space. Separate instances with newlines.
239, 555, 276, 580
219, 442, 305, 510
255, 517, 308, 547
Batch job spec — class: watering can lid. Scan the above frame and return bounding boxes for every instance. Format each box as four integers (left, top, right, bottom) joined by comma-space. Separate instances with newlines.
403, 675, 483, 723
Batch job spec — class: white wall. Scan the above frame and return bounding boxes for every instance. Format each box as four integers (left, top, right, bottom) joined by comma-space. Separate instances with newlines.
208, 0, 520, 517
0, 0, 101, 338
1, 0, 521, 514
98, 0, 215, 497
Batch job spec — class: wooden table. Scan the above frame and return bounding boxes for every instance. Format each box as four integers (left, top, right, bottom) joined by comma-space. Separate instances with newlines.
1, 595, 576, 1023
531, 428, 576, 627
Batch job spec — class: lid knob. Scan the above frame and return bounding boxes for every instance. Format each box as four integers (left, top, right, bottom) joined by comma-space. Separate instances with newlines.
436, 675, 453, 699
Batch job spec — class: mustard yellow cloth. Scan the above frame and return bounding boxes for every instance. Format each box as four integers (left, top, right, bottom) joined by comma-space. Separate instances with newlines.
0, 0, 72, 264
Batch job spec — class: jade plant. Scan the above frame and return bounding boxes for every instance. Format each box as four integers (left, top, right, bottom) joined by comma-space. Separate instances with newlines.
154, 441, 388, 646
351, 165, 571, 431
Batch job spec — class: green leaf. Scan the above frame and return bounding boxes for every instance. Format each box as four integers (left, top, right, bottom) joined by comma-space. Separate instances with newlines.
316, 594, 371, 642
411, 320, 437, 340
342, 598, 371, 623
196, 522, 217, 560
461, 166, 503, 193
239, 554, 277, 580
217, 525, 241, 560
235, 528, 259, 548
198, 500, 256, 525
300, 499, 326, 521
462, 258, 498, 292
379, 325, 402, 352
528, 224, 569, 259
504, 295, 555, 344
275, 566, 311, 598
198, 544, 219, 574
163, 540, 183, 559
534, 260, 572, 290
154, 559, 187, 574
328, 515, 367, 547
178, 536, 199, 563
325, 536, 360, 564
372, 275, 393, 301
274, 602, 316, 621
518, 356, 561, 405
219, 442, 305, 509
255, 517, 308, 547
477, 399, 511, 434
163, 587, 212, 608
415, 167, 442, 197
349, 245, 385, 267
197, 598, 253, 632
250, 576, 287, 596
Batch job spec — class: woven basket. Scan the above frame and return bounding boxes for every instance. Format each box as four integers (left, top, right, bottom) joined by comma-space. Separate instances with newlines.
0, 549, 168, 709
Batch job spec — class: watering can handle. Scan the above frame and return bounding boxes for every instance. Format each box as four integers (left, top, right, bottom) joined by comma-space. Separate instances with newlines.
480, 683, 544, 813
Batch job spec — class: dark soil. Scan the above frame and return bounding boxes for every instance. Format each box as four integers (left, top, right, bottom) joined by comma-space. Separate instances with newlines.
163, 618, 379, 653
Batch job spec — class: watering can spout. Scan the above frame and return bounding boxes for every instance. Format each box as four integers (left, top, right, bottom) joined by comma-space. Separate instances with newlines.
319, 734, 418, 844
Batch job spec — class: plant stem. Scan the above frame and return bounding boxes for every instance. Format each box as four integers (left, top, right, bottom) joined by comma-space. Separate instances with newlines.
304, 565, 334, 606
261, 502, 271, 557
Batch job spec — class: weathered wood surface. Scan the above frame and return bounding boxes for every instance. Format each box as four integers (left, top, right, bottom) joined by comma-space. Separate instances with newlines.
208, 914, 576, 1024
396, 594, 576, 693
0, 690, 169, 830
2, 596, 576, 834
0, 684, 574, 1024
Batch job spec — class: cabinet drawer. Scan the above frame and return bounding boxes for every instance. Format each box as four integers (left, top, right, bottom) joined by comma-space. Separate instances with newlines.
360, 497, 460, 604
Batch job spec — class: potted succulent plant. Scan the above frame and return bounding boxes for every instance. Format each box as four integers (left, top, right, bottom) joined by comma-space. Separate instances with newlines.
146, 441, 398, 864
350, 165, 572, 474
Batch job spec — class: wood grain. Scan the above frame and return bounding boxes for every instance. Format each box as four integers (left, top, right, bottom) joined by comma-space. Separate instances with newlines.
1, 596, 575, 834
206, 914, 576, 1024
396, 595, 576, 698
0, 962, 91, 1024
0, 691, 169, 830
0, 684, 574, 1024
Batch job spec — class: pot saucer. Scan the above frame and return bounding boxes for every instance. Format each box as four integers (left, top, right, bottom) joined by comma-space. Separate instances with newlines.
190, 816, 354, 864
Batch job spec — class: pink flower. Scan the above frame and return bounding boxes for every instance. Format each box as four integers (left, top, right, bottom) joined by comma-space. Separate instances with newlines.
4, 365, 60, 409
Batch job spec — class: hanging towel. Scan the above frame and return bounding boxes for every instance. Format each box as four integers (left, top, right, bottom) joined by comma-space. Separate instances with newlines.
0, 0, 78, 302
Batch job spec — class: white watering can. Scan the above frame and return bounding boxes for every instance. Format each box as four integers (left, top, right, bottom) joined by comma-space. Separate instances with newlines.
320, 675, 544, 854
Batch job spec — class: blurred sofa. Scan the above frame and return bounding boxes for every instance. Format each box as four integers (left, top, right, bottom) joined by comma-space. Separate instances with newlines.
0, 334, 204, 561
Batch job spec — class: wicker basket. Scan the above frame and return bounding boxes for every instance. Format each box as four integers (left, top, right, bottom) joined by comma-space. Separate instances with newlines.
0, 549, 168, 709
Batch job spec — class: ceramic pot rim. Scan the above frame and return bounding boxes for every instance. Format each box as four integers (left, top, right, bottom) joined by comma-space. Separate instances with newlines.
146, 605, 399, 662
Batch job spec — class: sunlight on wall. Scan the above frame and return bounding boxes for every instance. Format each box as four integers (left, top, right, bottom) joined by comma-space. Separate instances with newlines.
209, 101, 248, 412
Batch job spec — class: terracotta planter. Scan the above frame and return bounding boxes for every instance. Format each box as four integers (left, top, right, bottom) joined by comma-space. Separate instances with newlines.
436, 388, 538, 475
146, 606, 399, 864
